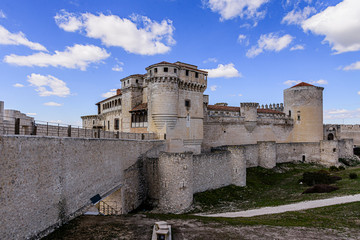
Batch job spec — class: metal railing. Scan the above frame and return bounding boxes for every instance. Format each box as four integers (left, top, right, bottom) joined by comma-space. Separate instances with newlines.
0, 116, 158, 140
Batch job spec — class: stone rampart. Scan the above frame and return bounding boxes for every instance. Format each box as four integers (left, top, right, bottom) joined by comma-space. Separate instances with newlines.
0, 135, 163, 240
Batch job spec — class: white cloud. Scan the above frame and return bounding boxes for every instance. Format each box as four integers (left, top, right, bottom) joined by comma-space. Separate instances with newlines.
343, 61, 360, 71
238, 93, 243, 96
203, 57, 218, 63
0, 25, 47, 51
112, 60, 124, 72
324, 108, 360, 120
311, 79, 328, 85
210, 85, 218, 91
205, 0, 270, 21
282, 6, 316, 25
283, 80, 301, 86
0, 10, 6, 19
13, 83, 24, 87
27, 73, 70, 97
112, 65, 123, 72
358, 91, 360, 95
26, 113, 37, 116
302, 0, 360, 54
202, 63, 242, 78
283, 79, 328, 86
246, 33, 293, 58
55, 10, 175, 55
237, 34, 249, 45
101, 89, 117, 98
290, 44, 305, 51
44, 102, 63, 107
4, 44, 110, 70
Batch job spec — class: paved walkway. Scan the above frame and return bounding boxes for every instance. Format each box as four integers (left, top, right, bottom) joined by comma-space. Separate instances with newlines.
197, 194, 360, 218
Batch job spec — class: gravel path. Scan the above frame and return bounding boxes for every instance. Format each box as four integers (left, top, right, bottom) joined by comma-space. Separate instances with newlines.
198, 194, 360, 218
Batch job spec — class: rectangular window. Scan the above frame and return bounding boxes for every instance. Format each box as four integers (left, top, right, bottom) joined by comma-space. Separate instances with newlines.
185, 99, 191, 108
186, 70, 189, 76
195, 72, 199, 78
114, 119, 119, 130
108, 121, 110, 130
164, 67, 168, 72
174, 68, 177, 73
154, 68, 158, 73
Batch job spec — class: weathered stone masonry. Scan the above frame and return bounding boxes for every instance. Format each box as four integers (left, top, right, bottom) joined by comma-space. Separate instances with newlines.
0, 135, 163, 240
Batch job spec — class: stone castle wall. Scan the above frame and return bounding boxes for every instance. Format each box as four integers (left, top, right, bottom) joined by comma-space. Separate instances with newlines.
0, 135, 163, 240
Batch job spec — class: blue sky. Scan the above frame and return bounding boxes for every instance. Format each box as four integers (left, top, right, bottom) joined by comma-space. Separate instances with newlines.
1, 0, 360, 125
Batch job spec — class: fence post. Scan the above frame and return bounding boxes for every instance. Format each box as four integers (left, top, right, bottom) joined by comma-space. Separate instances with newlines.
14, 118, 20, 135
67, 125, 71, 137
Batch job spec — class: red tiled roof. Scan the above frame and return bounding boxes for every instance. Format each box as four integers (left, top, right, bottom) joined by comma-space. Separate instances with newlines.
207, 105, 240, 112
291, 82, 314, 88
96, 89, 122, 105
208, 104, 284, 115
257, 109, 285, 115
130, 103, 148, 112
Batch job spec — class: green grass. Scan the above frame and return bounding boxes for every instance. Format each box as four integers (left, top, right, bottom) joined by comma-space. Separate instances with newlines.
147, 201, 360, 230
191, 162, 360, 213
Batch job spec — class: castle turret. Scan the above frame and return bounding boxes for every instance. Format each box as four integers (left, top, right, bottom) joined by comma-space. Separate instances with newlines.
284, 82, 323, 142
240, 102, 259, 132
120, 74, 145, 132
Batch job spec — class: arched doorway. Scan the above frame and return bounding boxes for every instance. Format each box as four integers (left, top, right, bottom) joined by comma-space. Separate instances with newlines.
327, 133, 334, 140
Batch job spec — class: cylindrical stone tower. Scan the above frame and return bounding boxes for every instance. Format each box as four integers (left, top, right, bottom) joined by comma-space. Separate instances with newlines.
146, 62, 180, 136
284, 82, 324, 142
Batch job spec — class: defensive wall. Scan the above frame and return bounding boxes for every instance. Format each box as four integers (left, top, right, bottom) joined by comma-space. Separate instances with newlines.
0, 135, 163, 240
143, 139, 354, 213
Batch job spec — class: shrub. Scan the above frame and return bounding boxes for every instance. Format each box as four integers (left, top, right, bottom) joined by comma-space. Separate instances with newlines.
329, 166, 339, 172
299, 171, 341, 186
338, 166, 345, 170
349, 173, 358, 179
339, 157, 360, 167
303, 184, 339, 194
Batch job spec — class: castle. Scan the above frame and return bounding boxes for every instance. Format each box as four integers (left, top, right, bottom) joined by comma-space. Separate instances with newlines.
2, 61, 360, 239
81, 61, 359, 152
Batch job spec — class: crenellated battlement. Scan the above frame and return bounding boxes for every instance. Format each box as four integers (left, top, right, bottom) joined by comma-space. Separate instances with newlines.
258, 103, 284, 112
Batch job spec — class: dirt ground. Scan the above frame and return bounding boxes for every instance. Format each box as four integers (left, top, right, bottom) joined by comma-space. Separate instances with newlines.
43, 214, 360, 240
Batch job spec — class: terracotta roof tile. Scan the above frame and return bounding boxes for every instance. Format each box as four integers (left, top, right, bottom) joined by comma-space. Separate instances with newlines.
208, 105, 284, 115
207, 105, 240, 112
96, 89, 122, 105
291, 82, 314, 88
130, 103, 148, 112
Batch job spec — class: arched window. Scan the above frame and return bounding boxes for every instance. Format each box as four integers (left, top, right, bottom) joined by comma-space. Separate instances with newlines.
327, 133, 334, 140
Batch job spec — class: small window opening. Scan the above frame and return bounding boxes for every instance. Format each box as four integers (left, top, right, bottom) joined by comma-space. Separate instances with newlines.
136, 79, 138, 84
164, 67, 168, 72
302, 155, 306, 162
154, 68, 158, 73
185, 99, 191, 108
333, 148, 337, 152
297, 115, 301, 121
174, 68, 177, 73
186, 70, 189, 76
195, 72, 199, 78
289, 110, 291, 117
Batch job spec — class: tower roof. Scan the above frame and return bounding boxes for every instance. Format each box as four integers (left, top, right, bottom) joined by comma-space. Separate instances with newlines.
291, 82, 315, 88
